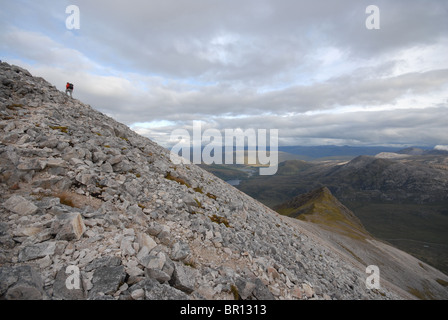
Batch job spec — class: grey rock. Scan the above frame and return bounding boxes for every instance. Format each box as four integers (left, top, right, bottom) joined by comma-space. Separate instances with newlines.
0, 265, 46, 300
139, 252, 166, 270
53, 266, 85, 300
85, 256, 122, 272
3, 195, 38, 215
140, 278, 190, 300
18, 241, 56, 262
169, 262, 198, 294
235, 277, 275, 300
52, 212, 86, 241
145, 268, 171, 283
17, 158, 46, 171
170, 241, 191, 261
90, 265, 127, 297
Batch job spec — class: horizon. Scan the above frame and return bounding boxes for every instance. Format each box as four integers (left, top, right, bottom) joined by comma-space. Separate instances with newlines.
1, 1, 447, 149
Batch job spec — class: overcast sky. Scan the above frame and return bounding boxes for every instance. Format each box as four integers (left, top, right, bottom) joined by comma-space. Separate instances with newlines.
1, 0, 447, 148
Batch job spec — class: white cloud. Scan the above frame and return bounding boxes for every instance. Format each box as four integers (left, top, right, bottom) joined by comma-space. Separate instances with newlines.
2, 0, 448, 148
435, 145, 448, 151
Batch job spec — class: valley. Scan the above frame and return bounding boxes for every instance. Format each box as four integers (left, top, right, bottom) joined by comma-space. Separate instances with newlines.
201, 149, 448, 275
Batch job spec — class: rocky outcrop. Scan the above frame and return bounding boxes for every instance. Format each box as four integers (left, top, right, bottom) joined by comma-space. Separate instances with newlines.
1, 61, 447, 300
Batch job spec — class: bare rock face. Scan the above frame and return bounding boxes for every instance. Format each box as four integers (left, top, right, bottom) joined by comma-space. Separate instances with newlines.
1, 61, 447, 302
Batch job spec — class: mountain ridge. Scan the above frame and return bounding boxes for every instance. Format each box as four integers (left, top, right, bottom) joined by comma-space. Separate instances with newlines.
1, 62, 447, 300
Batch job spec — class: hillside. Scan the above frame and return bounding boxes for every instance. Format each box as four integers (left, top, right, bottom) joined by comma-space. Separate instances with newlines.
275, 187, 369, 240
275, 187, 448, 300
1, 62, 448, 300
238, 155, 448, 275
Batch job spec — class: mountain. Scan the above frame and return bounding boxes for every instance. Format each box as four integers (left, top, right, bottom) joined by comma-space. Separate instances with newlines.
275, 187, 369, 240
1, 62, 448, 300
275, 187, 448, 300
237, 153, 448, 275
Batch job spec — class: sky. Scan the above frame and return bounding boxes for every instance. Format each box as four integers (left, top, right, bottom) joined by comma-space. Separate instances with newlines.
1, 0, 447, 148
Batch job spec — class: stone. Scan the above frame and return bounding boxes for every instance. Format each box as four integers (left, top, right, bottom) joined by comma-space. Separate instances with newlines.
90, 265, 126, 297
130, 288, 145, 300
52, 212, 86, 241
139, 252, 166, 270
170, 241, 191, 261
145, 268, 171, 283
53, 266, 85, 300
3, 195, 38, 215
141, 278, 190, 300
0, 265, 46, 300
18, 241, 56, 262
235, 277, 275, 300
17, 159, 46, 171
169, 262, 198, 294
302, 283, 314, 298
137, 233, 157, 252
85, 256, 121, 272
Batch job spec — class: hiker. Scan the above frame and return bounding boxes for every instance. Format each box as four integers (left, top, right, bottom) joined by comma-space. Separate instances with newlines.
66, 82, 74, 98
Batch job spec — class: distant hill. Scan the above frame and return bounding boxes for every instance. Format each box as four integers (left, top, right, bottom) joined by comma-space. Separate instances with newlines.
237, 153, 448, 275
275, 187, 448, 300
275, 187, 369, 240
277, 145, 410, 159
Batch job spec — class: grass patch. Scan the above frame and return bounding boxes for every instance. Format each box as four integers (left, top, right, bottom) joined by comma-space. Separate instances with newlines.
165, 172, 191, 188
194, 198, 203, 209
436, 278, 448, 287
49, 125, 68, 133
55, 191, 78, 208
206, 193, 217, 200
7, 103, 23, 110
210, 214, 230, 228
230, 285, 240, 300
193, 186, 203, 194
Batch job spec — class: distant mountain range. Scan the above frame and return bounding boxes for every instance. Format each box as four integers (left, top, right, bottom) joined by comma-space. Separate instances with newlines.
200, 148, 448, 276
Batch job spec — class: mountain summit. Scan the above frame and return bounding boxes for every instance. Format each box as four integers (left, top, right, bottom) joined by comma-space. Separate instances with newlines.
1, 62, 447, 300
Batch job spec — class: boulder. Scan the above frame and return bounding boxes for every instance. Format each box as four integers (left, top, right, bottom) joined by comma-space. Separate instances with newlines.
89, 265, 127, 297
52, 212, 86, 241
169, 262, 198, 294
3, 195, 38, 215
0, 265, 46, 300
53, 266, 86, 300
18, 241, 56, 262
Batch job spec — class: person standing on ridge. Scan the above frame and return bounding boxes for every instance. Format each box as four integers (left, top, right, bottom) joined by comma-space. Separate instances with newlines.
66, 82, 74, 98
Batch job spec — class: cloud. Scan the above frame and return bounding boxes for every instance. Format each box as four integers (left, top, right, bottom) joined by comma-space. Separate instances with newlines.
435, 145, 448, 151
1, 0, 448, 148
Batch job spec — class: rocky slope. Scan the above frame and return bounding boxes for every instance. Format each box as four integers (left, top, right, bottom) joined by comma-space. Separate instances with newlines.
1, 62, 447, 300
275, 187, 448, 299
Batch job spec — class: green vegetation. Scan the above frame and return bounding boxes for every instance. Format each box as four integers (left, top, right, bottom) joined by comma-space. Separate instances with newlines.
193, 186, 203, 194
436, 278, 448, 287
210, 214, 230, 228
345, 200, 448, 275
206, 193, 217, 200
7, 103, 23, 110
49, 125, 68, 133
194, 198, 203, 209
165, 172, 192, 188
276, 188, 370, 241
230, 284, 240, 300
